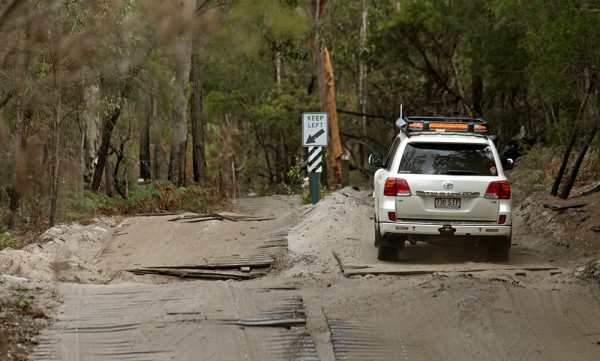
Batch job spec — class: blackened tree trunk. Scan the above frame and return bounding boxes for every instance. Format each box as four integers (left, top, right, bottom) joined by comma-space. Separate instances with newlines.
357, 0, 368, 168
550, 130, 577, 196
49, 14, 62, 226
190, 32, 207, 183
139, 89, 151, 180
89, 66, 140, 193
90, 107, 122, 193
10, 26, 32, 227
472, 72, 483, 117
559, 125, 598, 199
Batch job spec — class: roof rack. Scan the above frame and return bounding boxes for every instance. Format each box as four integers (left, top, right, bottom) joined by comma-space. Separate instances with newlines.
403, 116, 490, 135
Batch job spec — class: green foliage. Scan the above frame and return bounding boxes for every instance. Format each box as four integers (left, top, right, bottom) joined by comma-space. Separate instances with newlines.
15, 297, 30, 310
65, 191, 123, 218
0, 227, 10, 249
283, 156, 305, 196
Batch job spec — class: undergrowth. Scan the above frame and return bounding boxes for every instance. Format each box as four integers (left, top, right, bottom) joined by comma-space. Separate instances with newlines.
65, 181, 229, 218
509, 145, 600, 204
0, 182, 229, 251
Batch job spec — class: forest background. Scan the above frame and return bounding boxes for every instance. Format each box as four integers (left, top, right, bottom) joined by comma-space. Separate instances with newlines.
0, 0, 599, 242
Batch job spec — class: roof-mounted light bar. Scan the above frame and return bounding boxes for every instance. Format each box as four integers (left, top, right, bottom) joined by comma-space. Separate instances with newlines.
404, 116, 489, 135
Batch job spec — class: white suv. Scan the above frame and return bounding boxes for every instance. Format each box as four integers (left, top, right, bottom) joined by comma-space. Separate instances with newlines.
369, 116, 514, 261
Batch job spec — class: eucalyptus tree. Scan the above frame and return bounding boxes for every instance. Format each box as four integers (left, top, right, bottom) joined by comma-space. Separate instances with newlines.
312, 0, 343, 187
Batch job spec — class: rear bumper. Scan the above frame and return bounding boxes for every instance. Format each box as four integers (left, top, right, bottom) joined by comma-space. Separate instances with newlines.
379, 222, 512, 237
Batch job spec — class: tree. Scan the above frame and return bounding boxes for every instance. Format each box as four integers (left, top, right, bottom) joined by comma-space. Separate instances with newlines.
312, 0, 343, 187
518, 0, 600, 197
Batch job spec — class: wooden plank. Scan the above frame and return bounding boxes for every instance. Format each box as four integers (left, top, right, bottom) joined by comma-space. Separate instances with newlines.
342, 266, 560, 277
127, 268, 263, 280
144, 260, 273, 270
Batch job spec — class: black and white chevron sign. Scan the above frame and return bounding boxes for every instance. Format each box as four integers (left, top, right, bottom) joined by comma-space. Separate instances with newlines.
307, 146, 323, 173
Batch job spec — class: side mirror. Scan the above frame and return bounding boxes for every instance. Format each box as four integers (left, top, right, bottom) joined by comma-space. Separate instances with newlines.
501, 157, 514, 171
368, 153, 384, 168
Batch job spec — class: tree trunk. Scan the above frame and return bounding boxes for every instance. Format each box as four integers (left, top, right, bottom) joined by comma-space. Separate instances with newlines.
168, 31, 192, 187
82, 80, 101, 188
550, 129, 577, 196
274, 50, 282, 87
320, 47, 343, 187
50, 61, 61, 226
139, 87, 151, 180
190, 32, 207, 183
49, 11, 63, 226
472, 72, 483, 117
358, 0, 368, 168
559, 125, 598, 199
151, 95, 161, 179
90, 107, 122, 193
10, 26, 32, 227
313, 0, 343, 188
89, 64, 141, 193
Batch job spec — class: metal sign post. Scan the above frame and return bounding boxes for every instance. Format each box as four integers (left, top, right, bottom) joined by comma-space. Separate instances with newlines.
303, 113, 328, 204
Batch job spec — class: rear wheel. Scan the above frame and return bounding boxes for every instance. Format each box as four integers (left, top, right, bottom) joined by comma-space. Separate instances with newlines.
486, 236, 511, 262
377, 242, 398, 261
374, 217, 380, 247
375, 227, 400, 261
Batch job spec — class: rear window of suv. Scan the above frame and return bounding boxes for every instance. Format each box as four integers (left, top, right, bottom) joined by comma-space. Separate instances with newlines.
398, 142, 497, 176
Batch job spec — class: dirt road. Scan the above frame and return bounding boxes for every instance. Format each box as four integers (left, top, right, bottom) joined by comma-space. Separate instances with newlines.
2, 188, 600, 360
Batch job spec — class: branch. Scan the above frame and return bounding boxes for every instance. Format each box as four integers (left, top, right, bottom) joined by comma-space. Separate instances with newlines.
337, 108, 394, 120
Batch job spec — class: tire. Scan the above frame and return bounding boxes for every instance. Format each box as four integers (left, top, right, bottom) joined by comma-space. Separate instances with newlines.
374, 219, 382, 247
377, 242, 398, 261
486, 236, 511, 262
375, 220, 403, 260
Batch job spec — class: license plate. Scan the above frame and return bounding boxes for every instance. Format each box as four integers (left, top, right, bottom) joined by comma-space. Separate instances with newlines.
435, 198, 461, 209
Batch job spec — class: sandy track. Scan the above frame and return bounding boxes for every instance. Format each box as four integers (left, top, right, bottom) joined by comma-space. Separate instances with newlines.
2, 188, 600, 360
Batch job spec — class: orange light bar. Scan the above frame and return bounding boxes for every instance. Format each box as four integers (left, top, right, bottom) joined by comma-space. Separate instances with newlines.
407, 121, 488, 132
430, 123, 469, 130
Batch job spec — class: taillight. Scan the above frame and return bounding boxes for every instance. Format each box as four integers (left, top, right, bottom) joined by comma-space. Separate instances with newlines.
383, 178, 411, 196
498, 214, 507, 224
485, 180, 511, 199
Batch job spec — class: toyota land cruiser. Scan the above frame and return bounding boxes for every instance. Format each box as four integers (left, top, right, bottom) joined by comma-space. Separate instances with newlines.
369, 116, 514, 261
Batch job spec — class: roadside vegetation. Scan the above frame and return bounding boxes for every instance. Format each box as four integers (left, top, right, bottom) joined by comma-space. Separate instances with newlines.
0, 0, 599, 250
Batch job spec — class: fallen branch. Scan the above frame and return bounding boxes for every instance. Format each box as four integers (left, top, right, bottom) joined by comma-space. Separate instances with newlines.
543, 203, 587, 211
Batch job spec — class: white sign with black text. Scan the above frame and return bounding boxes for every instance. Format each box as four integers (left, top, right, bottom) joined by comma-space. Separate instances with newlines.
302, 112, 328, 147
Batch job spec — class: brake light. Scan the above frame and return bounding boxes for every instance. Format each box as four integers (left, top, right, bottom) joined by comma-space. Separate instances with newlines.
485, 180, 511, 199
383, 178, 411, 196
498, 215, 507, 224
